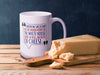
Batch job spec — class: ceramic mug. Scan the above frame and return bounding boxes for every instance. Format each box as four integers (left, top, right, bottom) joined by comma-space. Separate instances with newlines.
20, 11, 66, 58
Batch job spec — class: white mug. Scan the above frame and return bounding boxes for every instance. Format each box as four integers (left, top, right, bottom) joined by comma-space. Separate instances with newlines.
20, 11, 66, 58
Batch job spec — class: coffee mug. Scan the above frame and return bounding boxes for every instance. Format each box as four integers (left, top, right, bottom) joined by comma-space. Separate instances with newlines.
20, 11, 66, 58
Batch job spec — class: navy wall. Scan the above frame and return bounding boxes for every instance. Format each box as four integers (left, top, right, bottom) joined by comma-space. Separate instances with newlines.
0, 0, 100, 44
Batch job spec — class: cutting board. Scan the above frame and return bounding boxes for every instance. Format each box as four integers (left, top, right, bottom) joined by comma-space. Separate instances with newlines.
0, 45, 100, 75
25, 51, 100, 67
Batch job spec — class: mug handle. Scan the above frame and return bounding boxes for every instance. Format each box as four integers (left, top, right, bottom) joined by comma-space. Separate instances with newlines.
52, 17, 66, 38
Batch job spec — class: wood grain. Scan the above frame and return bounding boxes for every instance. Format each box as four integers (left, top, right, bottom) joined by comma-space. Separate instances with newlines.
0, 64, 100, 70
0, 54, 24, 64
0, 69, 99, 75
0, 44, 20, 49
0, 49, 20, 54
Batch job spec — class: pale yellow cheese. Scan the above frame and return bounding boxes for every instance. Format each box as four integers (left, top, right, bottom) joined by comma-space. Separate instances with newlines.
49, 61, 62, 69
59, 52, 74, 61
49, 34, 100, 59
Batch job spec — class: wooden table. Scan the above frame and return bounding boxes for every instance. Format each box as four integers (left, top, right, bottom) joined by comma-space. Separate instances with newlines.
0, 45, 100, 75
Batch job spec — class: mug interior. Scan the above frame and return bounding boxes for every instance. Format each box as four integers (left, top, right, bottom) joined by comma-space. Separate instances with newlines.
20, 11, 52, 16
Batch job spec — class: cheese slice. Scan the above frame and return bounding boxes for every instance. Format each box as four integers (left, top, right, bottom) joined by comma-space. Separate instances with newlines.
49, 61, 62, 69
49, 34, 100, 59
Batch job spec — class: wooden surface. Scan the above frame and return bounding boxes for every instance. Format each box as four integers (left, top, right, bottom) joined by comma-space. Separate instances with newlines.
0, 45, 100, 75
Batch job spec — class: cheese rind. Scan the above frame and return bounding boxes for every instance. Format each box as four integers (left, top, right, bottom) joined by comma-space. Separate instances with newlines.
49, 34, 100, 59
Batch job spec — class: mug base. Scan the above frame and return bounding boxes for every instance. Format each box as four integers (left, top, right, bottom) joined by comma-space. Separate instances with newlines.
20, 52, 45, 59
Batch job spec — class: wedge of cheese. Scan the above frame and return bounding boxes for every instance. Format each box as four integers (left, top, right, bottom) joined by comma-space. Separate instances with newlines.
49, 34, 100, 59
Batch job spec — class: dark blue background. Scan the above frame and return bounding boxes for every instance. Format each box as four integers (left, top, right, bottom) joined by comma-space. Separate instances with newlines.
0, 0, 100, 44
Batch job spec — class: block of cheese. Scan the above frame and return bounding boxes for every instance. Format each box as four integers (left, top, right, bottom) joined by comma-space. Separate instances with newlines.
49, 34, 100, 59
49, 61, 63, 69
59, 52, 74, 61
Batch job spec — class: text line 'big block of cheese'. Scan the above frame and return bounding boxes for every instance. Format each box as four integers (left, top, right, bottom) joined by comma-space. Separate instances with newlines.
49, 34, 100, 59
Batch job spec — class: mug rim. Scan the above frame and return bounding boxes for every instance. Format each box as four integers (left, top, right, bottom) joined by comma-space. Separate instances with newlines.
20, 11, 52, 17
